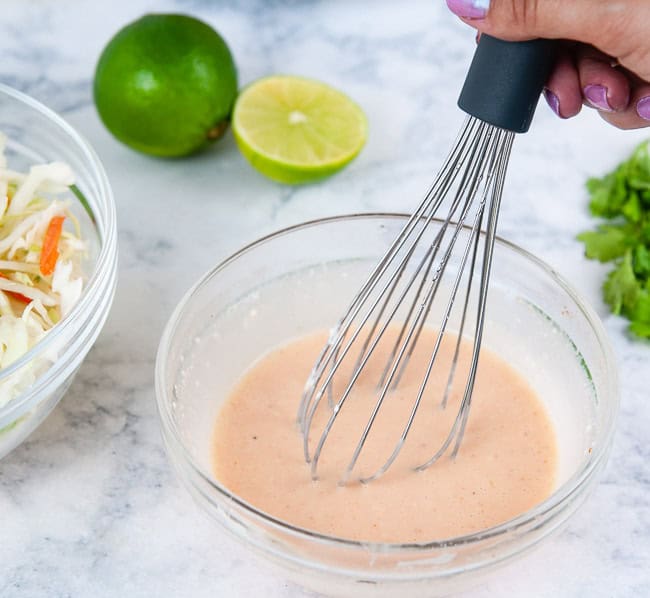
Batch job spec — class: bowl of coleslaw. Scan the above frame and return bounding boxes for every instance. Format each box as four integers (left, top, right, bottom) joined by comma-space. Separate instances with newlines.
0, 84, 117, 459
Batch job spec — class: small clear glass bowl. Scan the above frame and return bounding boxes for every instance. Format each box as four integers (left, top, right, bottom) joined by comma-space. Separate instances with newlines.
0, 84, 118, 459
155, 214, 617, 597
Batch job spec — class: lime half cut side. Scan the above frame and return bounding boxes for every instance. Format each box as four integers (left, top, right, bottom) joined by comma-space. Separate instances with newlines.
232, 75, 368, 184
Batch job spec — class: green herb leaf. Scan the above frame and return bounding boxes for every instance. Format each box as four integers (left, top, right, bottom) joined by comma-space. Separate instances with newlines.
633, 244, 650, 278
628, 288, 650, 322
622, 190, 642, 222
602, 251, 640, 315
629, 320, 650, 338
580, 140, 650, 338
587, 171, 628, 217
577, 224, 632, 262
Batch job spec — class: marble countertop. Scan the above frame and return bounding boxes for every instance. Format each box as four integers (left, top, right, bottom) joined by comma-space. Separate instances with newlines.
1, 1, 648, 596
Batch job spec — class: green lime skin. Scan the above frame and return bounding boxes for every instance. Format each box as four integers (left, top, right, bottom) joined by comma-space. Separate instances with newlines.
94, 14, 238, 157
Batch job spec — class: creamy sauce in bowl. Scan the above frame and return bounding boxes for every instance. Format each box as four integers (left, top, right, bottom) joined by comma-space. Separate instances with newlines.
213, 327, 557, 543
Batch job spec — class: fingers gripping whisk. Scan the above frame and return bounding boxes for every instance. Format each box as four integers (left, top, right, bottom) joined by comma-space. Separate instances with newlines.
296, 117, 515, 484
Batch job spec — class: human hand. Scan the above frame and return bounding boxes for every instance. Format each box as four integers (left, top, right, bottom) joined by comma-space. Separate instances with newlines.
446, 0, 650, 129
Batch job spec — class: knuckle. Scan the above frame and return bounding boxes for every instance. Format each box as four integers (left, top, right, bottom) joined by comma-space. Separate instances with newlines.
599, 4, 646, 62
485, 0, 543, 38
501, 0, 541, 29
515, 0, 540, 28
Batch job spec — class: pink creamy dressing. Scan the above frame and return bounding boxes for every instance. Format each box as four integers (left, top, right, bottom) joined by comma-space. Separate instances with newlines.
212, 328, 557, 543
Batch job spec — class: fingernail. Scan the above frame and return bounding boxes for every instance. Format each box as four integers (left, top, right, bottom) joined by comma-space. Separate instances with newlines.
636, 97, 650, 121
543, 88, 562, 118
584, 85, 613, 112
446, 0, 490, 19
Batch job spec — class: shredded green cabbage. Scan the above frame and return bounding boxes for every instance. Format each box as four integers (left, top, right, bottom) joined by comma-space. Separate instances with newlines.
0, 132, 86, 409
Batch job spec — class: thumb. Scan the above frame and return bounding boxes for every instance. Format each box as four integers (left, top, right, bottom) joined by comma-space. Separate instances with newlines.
446, 0, 645, 69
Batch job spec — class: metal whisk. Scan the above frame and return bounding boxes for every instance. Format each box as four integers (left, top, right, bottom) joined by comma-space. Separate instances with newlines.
297, 35, 555, 484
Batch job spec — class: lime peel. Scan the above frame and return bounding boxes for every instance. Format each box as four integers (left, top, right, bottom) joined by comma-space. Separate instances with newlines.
94, 14, 238, 158
232, 75, 367, 184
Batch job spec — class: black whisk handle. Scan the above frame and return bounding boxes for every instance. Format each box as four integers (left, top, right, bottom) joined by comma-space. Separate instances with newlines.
458, 35, 556, 134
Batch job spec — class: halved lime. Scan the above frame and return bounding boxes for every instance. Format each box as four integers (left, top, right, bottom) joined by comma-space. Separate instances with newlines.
232, 75, 367, 184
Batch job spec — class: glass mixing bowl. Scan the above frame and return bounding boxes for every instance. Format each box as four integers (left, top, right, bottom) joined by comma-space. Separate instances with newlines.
0, 84, 118, 459
155, 214, 617, 597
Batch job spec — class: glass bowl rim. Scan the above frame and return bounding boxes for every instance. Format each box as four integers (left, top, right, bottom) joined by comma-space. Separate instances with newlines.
0, 83, 118, 415
155, 212, 619, 553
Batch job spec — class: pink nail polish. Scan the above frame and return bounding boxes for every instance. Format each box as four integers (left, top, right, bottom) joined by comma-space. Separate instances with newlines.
543, 88, 561, 118
446, 0, 490, 19
637, 97, 650, 121
584, 85, 613, 112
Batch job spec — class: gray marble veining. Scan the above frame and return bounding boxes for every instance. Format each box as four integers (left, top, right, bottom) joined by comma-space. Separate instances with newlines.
0, 1, 649, 596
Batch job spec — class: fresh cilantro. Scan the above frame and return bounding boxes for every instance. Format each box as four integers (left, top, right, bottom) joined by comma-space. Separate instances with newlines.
579, 140, 650, 338
629, 320, 650, 337
602, 251, 639, 315
576, 224, 631, 262
633, 244, 650, 278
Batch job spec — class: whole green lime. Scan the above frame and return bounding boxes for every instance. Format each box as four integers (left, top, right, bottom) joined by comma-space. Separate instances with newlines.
94, 14, 238, 157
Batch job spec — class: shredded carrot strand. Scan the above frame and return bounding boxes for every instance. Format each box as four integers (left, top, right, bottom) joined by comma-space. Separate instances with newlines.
39, 216, 65, 276
0, 273, 31, 304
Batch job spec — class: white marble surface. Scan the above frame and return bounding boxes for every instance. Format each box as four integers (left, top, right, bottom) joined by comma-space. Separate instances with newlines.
0, 1, 648, 596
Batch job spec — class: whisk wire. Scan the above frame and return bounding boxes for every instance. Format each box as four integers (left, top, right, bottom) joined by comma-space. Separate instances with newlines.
377, 121, 494, 389
401, 125, 508, 385
299, 116, 516, 484
332, 121, 493, 406
441, 207, 483, 410
310, 121, 496, 480
351, 128, 510, 483
450, 132, 514, 457
299, 33, 554, 484
387, 122, 500, 388
415, 130, 514, 471
297, 119, 481, 421
298, 118, 481, 460
352, 206, 487, 484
